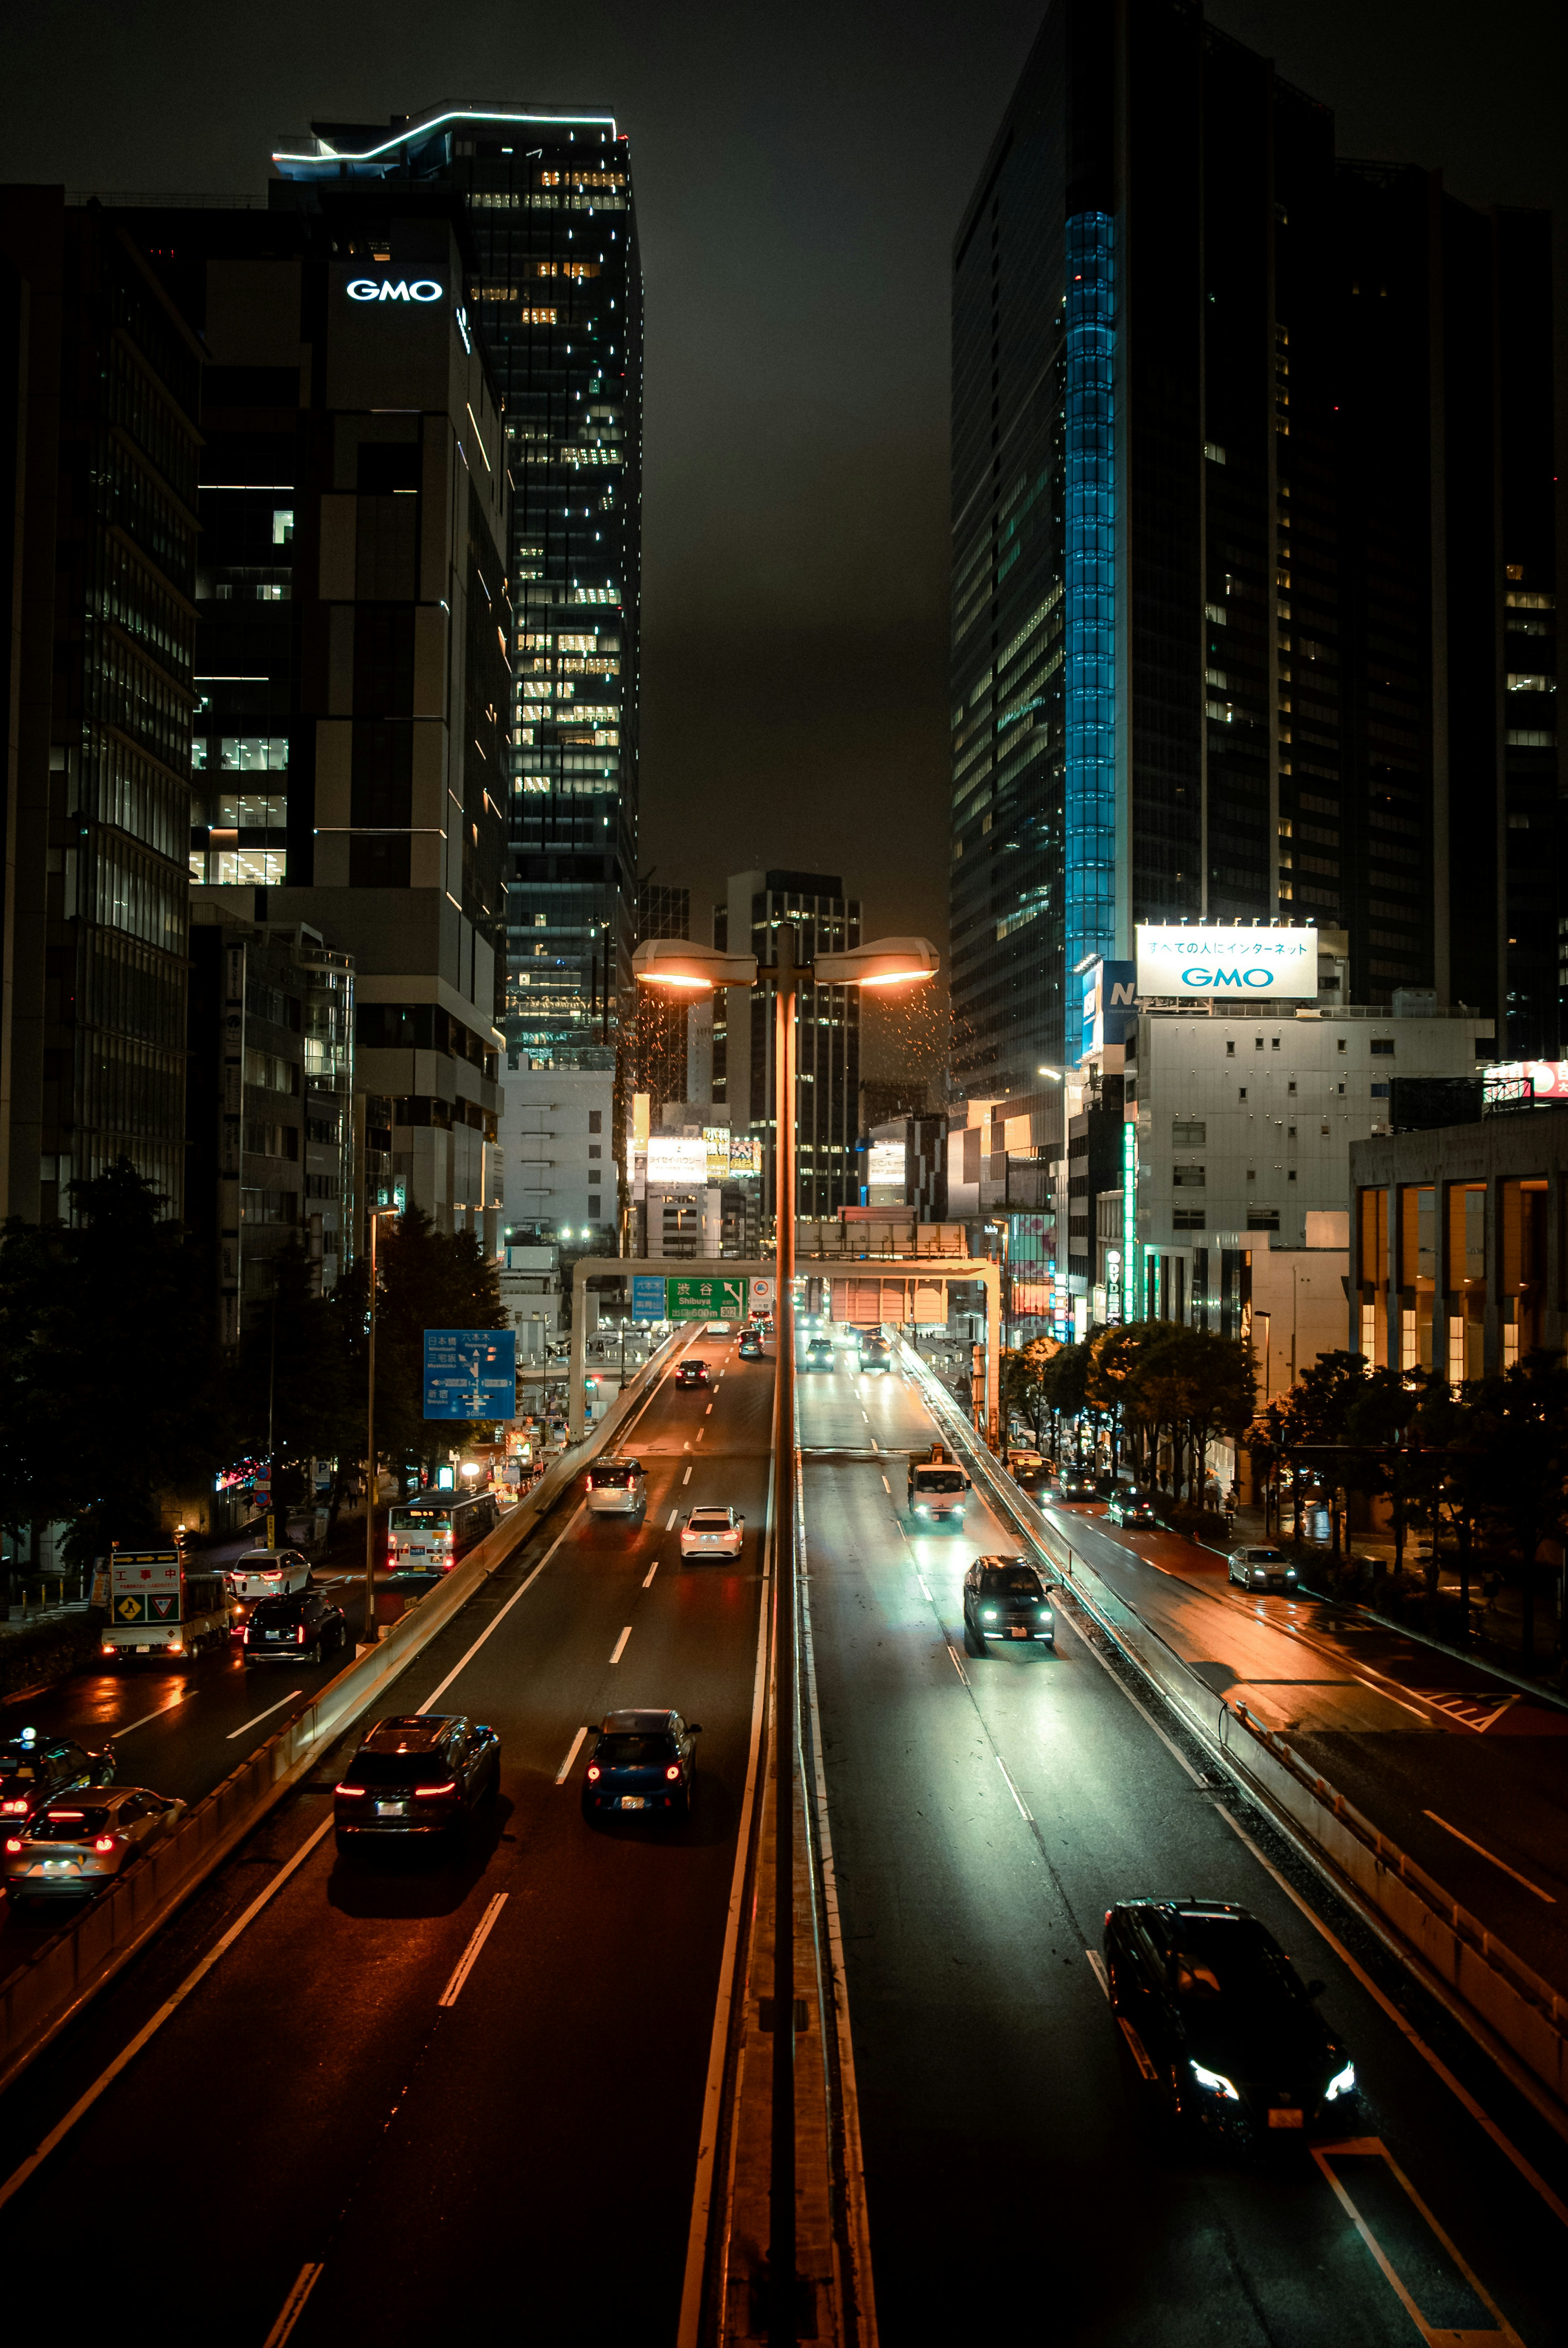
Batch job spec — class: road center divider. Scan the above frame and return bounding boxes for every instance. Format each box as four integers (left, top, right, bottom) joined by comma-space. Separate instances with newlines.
0, 1330, 681, 2102
896, 1340, 1568, 2128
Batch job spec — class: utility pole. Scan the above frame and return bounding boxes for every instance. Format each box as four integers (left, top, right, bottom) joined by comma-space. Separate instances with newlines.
363, 1207, 394, 1649
770, 919, 799, 2344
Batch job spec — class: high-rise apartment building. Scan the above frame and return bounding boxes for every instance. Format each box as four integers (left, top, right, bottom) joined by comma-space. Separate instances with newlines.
630, 879, 690, 1122
272, 106, 643, 1073
0, 192, 203, 1223
716, 870, 861, 1220
950, 0, 1557, 1098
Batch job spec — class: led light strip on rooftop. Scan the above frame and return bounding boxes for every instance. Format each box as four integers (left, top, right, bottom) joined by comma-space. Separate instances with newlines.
272, 108, 618, 169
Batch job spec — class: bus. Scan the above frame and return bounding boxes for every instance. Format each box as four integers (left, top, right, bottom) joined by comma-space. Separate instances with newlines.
387, 1492, 499, 1574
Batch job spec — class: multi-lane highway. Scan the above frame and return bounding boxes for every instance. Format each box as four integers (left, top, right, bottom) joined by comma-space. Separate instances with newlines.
5, 1321, 1568, 2345
0, 1327, 771, 2341
799, 1347, 1568, 2346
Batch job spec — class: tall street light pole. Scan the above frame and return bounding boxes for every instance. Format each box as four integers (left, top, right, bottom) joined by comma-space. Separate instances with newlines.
635, 924, 937, 2346
363, 1205, 396, 1650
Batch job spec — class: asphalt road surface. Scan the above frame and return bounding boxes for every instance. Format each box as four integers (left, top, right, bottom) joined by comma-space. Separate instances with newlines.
801, 1345, 1568, 2346
0, 1327, 771, 2343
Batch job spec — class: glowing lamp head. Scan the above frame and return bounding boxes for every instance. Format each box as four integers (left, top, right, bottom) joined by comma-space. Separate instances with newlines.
633, 939, 758, 992
813, 935, 940, 989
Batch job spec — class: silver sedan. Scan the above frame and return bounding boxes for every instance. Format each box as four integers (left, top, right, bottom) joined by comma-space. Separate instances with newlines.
679, 1507, 746, 1561
1228, 1544, 1299, 1592
5, 1784, 187, 1906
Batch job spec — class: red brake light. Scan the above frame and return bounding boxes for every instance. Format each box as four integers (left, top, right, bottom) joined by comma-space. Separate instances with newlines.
335, 1783, 368, 1797
586, 1764, 601, 1782
1, 1799, 27, 1815
296, 1624, 307, 1643
4, 1838, 20, 1853
94, 1835, 116, 1853
665, 1764, 681, 1782
414, 1780, 459, 1799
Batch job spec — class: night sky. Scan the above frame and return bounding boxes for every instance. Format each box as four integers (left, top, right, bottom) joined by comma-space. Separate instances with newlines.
3, 0, 1561, 1084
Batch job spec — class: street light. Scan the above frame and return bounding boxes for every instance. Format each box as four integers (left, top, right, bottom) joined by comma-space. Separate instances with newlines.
1037, 1066, 1063, 1081
635, 919, 937, 2337
363, 1204, 399, 1651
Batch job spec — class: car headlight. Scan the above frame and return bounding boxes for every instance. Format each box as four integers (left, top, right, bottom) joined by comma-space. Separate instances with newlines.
1285, 1570, 1297, 1581
981, 1608, 998, 1622
1189, 2061, 1240, 2100
1037, 1608, 1051, 1621
1325, 2060, 1355, 2102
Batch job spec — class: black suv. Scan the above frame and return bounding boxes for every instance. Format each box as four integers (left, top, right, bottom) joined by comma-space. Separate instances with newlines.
334, 1713, 501, 1851
962, 1558, 1055, 1653
675, 1360, 710, 1389
0, 1731, 114, 1824
1103, 1899, 1356, 2144
243, 1589, 348, 1665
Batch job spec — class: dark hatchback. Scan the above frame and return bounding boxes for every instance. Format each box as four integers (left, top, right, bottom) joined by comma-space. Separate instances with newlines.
334, 1713, 500, 1851
1105, 1490, 1159, 1528
0, 1731, 114, 1824
675, 1360, 710, 1389
582, 1708, 702, 1820
962, 1558, 1055, 1653
243, 1589, 348, 1665
738, 1335, 764, 1360
1104, 1899, 1356, 2144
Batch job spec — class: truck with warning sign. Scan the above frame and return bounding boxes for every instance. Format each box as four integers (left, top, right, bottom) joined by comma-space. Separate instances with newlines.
100, 1550, 232, 1666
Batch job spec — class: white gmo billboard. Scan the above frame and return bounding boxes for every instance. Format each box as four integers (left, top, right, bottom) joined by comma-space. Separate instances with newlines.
1136, 924, 1318, 1001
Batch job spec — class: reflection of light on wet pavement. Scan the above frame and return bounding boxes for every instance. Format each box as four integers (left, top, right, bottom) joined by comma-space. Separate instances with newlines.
1229, 1680, 1436, 1735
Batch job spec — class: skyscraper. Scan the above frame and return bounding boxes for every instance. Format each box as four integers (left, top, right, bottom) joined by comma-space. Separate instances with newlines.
0, 192, 203, 1224
950, 1, 1557, 1096
272, 105, 643, 1073
716, 871, 861, 1220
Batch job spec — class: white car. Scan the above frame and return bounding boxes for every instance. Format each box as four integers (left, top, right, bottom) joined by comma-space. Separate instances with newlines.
705, 1321, 733, 1338
227, 1548, 312, 1630
679, 1507, 746, 1561
1227, 1544, 1299, 1593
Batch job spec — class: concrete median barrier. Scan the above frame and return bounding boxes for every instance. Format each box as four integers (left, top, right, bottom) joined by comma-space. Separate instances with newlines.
0, 1329, 680, 2099
895, 1340, 1568, 2124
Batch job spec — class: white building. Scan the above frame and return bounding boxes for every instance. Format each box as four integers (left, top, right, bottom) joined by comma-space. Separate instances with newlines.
1091, 999, 1492, 1332
499, 1061, 616, 1246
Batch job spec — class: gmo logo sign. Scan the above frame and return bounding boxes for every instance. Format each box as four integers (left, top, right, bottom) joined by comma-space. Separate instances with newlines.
347, 279, 443, 304
1179, 965, 1276, 990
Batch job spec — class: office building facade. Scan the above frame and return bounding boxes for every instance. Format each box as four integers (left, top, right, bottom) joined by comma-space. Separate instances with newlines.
950, 0, 1557, 1103
0, 192, 203, 1224
716, 870, 861, 1220
273, 106, 643, 1073
101, 186, 509, 1257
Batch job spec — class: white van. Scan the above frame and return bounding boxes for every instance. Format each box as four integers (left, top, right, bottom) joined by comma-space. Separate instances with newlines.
226, 1548, 312, 1633
585, 1456, 648, 1518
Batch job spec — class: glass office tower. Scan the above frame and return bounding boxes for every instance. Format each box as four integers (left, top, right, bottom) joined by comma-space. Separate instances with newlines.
951, 2, 1557, 1093
273, 105, 643, 1071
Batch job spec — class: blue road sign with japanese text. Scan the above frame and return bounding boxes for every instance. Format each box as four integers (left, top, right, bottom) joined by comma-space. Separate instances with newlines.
630, 1275, 668, 1322
423, 1328, 517, 1420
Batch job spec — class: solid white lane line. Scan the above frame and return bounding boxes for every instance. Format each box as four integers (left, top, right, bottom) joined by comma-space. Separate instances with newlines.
642, 1557, 659, 1589
263, 2262, 324, 2348
0, 1808, 336, 2212
880, 1475, 890, 1494
438, 1892, 509, 2008
225, 1688, 305, 1741
944, 1640, 969, 1686
1086, 1948, 1110, 2000
996, 1753, 1032, 1821
683, 1465, 693, 1484
1215, 1804, 1568, 2230
609, 1625, 632, 1665
555, 1726, 588, 1785
666, 1507, 678, 1529
1422, 1809, 1557, 1903
419, 1507, 581, 1712
112, 1689, 194, 1739
678, 1455, 774, 2348
916, 1576, 933, 1602
1312, 2137, 1523, 2348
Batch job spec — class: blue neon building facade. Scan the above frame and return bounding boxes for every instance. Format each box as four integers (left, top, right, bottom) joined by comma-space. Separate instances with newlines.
1063, 210, 1117, 1028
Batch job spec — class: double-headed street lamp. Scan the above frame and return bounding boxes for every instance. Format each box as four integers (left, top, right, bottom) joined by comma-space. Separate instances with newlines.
635, 922, 937, 2342
363, 1203, 399, 1650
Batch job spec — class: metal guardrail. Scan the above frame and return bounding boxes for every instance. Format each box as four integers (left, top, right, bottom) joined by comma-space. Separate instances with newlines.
895, 1339, 1568, 2119
0, 1329, 680, 2100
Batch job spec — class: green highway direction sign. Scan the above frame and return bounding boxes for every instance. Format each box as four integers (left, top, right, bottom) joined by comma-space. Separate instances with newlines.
665, 1276, 748, 1322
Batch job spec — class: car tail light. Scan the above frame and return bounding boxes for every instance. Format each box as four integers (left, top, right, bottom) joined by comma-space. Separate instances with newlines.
4, 1838, 20, 1854
334, 1783, 368, 1798
414, 1780, 459, 1799
296, 1624, 307, 1643
586, 1764, 601, 1782
1, 1799, 27, 1815
665, 1764, 681, 1782
101, 1644, 115, 1657
94, 1836, 116, 1853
